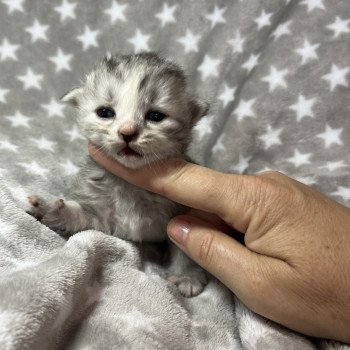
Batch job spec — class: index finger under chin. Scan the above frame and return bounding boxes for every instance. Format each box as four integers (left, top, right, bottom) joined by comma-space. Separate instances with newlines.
88, 143, 254, 230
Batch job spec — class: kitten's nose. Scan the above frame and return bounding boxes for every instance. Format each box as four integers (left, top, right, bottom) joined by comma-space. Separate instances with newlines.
118, 125, 139, 143
121, 132, 138, 143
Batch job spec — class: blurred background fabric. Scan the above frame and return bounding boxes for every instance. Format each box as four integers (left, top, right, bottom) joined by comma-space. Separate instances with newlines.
0, 0, 349, 349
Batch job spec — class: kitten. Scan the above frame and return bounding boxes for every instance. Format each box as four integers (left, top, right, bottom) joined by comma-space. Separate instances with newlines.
28, 52, 209, 297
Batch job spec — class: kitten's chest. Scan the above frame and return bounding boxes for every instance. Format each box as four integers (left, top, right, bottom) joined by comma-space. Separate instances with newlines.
76, 159, 182, 242
109, 183, 180, 242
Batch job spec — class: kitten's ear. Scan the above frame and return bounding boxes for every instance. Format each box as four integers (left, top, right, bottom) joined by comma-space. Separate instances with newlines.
60, 87, 83, 106
189, 98, 210, 126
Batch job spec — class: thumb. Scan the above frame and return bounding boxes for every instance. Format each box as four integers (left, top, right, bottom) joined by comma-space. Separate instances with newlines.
168, 215, 297, 328
167, 214, 265, 297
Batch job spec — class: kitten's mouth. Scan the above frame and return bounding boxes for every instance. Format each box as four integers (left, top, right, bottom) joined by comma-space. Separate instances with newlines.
118, 146, 143, 158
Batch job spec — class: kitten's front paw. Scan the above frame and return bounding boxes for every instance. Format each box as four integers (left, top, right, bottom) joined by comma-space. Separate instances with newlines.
168, 274, 207, 297
27, 196, 69, 235
27, 195, 50, 221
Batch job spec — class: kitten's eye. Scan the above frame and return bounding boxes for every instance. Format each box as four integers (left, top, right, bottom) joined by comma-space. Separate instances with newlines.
145, 110, 166, 123
96, 106, 115, 119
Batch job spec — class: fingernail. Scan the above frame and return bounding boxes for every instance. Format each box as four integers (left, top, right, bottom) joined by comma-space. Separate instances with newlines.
168, 219, 190, 246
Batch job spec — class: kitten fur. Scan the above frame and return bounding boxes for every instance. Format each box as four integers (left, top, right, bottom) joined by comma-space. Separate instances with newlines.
28, 53, 209, 297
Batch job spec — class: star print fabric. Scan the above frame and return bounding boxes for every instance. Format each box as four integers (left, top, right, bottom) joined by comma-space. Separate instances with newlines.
0, 0, 349, 349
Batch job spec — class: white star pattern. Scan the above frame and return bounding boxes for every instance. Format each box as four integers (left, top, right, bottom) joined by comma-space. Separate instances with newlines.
128, 29, 151, 53
155, 3, 176, 27
322, 64, 349, 91
254, 10, 273, 30
65, 125, 85, 141
228, 31, 245, 54
326, 16, 350, 39
31, 136, 56, 152
271, 20, 292, 40
193, 115, 215, 139
25, 20, 49, 43
18, 161, 49, 177
5, 111, 32, 128
177, 29, 201, 53
197, 55, 221, 80
211, 135, 226, 154
0, 140, 18, 153
286, 149, 312, 167
289, 95, 316, 122
77, 26, 100, 51
295, 40, 320, 65
60, 159, 79, 175
0, 38, 19, 61
321, 160, 347, 172
41, 98, 65, 118
104, 1, 128, 24
300, 0, 325, 12
257, 166, 275, 173
17, 68, 43, 90
331, 186, 350, 202
205, 5, 226, 28
54, 0, 77, 21
294, 175, 317, 186
218, 84, 235, 108
0, 87, 9, 103
234, 98, 256, 122
1, 0, 25, 13
259, 125, 283, 149
230, 153, 252, 174
261, 66, 288, 92
317, 124, 343, 148
49, 48, 73, 72
241, 53, 260, 72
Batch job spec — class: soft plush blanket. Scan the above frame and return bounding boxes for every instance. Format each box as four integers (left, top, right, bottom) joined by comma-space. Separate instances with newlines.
0, 0, 349, 349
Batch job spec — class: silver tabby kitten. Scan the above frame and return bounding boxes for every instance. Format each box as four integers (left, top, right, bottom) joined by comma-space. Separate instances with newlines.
28, 53, 208, 297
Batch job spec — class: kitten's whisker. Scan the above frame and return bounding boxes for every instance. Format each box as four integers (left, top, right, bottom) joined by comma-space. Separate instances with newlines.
144, 154, 153, 172
90, 143, 111, 157
91, 144, 105, 155
150, 150, 167, 177
152, 149, 167, 168
144, 153, 158, 176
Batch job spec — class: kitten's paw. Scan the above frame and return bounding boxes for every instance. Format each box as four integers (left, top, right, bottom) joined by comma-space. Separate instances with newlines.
27, 196, 69, 235
27, 195, 50, 221
42, 199, 70, 235
168, 275, 206, 297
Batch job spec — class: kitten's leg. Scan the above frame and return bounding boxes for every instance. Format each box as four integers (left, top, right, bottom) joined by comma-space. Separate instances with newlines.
27, 195, 95, 236
167, 243, 208, 297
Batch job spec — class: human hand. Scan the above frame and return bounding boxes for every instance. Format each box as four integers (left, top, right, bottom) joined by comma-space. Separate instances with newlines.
88, 144, 350, 343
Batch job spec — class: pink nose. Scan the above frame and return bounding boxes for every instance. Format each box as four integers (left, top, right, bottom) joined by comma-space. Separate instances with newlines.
118, 125, 138, 143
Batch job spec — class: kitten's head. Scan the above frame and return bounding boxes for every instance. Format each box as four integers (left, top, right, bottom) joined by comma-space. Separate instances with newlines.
61, 52, 208, 169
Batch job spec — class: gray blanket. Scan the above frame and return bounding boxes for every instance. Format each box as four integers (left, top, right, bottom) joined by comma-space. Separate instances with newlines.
0, 0, 349, 348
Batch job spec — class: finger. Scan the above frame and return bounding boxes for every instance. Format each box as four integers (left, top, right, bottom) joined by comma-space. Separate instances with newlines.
168, 215, 314, 338
186, 209, 233, 233
89, 144, 260, 233
167, 215, 272, 300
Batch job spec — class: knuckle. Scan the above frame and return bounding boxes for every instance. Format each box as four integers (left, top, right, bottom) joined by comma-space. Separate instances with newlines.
217, 174, 272, 229
198, 232, 216, 268
255, 171, 295, 204
157, 159, 191, 197
238, 175, 271, 214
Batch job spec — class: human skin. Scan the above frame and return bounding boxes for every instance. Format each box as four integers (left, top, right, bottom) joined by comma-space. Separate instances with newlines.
88, 144, 350, 343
